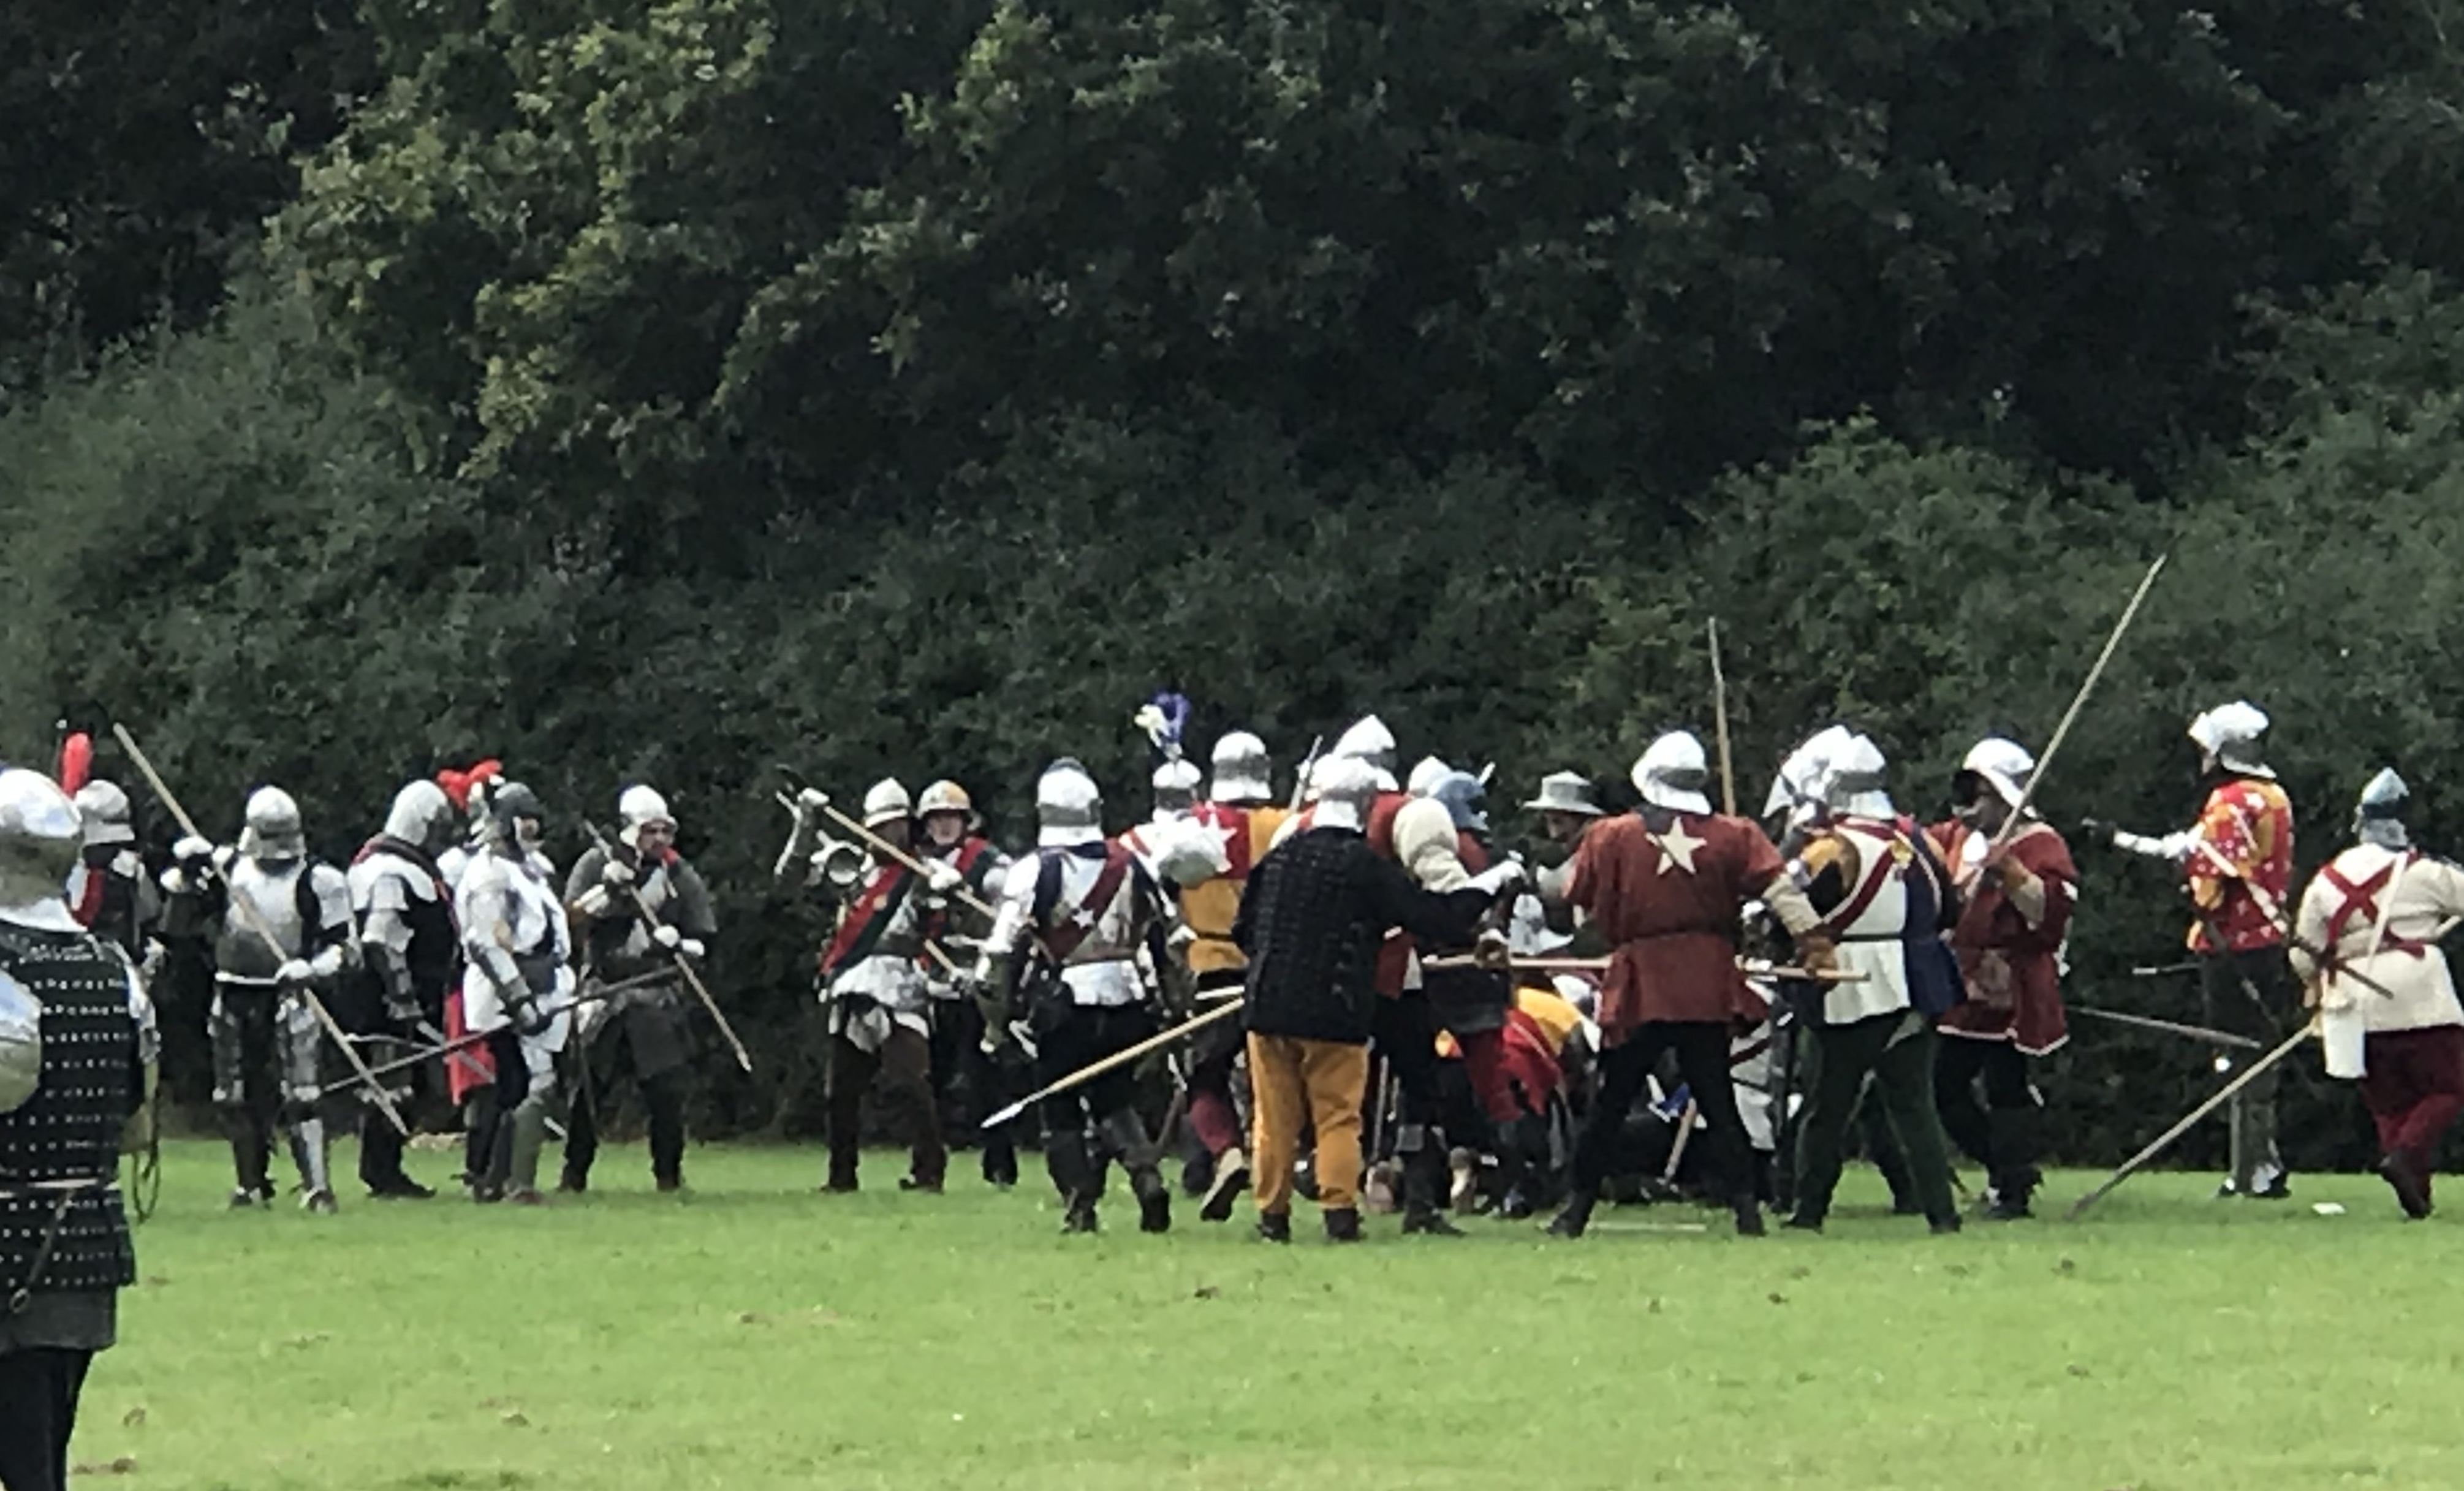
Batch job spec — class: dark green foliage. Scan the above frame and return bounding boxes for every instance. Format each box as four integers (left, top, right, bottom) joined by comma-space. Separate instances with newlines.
0, 0, 376, 395
15, 1, 2464, 1163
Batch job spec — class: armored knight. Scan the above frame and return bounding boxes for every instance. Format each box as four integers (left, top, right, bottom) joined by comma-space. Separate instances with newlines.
65, 780, 157, 960
2088, 700, 2297, 1199
915, 780, 1020, 1186
1774, 733, 1964, 1234
1545, 732, 1833, 1239
2290, 770, 2464, 1218
161, 787, 357, 1212
0, 770, 148, 1491
1929, 737, 2078, 1220
346, 780, 464, 1199
455, 783, 572, 1205
811, 779, 959, 1193
974, 761, 1175, 1234
1180, 731, 1287, 1218
561, 786, 716, 1194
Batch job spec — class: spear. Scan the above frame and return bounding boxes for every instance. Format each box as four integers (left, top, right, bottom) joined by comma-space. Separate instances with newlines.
1707, 619, 1737, 816
979, 1000, 1245, 1130
2068, 1005, 2262, 1050
1991, 555, 2167, 848
2066, 1020, 2316, 1220
111, 724, 408, 1137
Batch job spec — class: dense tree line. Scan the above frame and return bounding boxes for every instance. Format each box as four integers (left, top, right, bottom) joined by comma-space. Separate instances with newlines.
6, 2, 2464, 1165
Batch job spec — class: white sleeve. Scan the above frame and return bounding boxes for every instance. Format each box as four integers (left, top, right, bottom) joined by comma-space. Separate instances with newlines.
1390, 798, 1471, 891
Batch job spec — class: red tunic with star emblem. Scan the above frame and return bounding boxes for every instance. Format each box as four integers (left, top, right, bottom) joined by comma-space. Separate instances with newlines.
1561, 810, 1784, 1035
1930, 819, 2076, 1055
2185, 779, 2294, 954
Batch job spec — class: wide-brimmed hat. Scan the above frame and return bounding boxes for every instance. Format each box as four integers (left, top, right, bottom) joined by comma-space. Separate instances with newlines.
1521, 771, 1602, 817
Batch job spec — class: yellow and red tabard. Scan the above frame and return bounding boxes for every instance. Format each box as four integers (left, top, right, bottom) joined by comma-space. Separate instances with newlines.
2187, 778, 2294, 954
1179, 801, 1290, 977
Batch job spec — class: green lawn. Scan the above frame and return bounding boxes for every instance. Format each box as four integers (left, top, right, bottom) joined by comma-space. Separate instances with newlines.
75, 1139, 2463, 1490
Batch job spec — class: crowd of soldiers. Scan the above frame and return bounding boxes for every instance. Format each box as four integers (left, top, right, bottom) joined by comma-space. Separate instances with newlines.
20, 694, 2464, 1238
8, 696, 2464, 1485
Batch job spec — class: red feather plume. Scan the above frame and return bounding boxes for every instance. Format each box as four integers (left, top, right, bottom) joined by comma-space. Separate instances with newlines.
56, 731, 93, 794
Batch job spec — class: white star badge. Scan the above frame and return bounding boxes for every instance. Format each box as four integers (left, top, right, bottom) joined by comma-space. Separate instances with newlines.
1653, 820, 1705, 875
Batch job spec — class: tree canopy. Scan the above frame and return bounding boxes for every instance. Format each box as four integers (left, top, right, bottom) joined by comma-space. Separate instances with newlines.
9, 0, 2464, 1160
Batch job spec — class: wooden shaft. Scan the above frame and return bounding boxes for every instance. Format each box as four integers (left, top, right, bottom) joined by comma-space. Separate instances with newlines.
2069, 1004, 2262, 1050
980, 999, 1244, 1129
1993, 554, 2167, 848
819, 802, 1004, 922
1707, 619, 1737, 816
112, 724, 411, 1137
2189, 835, 2409, 1003
582, 819, 754, 1073
1422, 953, 1864, 983
2064, 1018, 2316, 1220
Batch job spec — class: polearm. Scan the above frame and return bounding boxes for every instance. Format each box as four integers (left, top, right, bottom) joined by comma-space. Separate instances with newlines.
580, 819, 754, 1073
1707, 619, 1737, 816
979, 1000, 1245, 1129
2069, 1005, 2262, 1050
308, 967, 679, 1100
2187, 832, 2418, 1004
2065, 1018, 2317, 1220
776, 765, 1007, 923
110, 724, 411, 1137
1992, 554, 2167, 848
1286, 734, 1325, 815
2068, 913, 2464, 1220
1422, 953, 1866, 983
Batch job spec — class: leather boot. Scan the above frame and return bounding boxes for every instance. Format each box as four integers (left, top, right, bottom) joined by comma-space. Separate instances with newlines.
2381, 1148, 2433, 1220
1397, 1126, 1463, 1235
1101, 1110, 1171, 1234
1984, 1107, 2042, 1220
1324, 1206, 1363, 1243
1547, 1186, 1597, 1239
1047, 1128, 1100, 1234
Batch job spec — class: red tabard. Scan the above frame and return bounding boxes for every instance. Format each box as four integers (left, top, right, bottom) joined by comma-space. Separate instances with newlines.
1366, 791, 1413, 996
1561, 813, 1782, 1035
2185, 778, 2294, 954
1930, 821, 2077, 1055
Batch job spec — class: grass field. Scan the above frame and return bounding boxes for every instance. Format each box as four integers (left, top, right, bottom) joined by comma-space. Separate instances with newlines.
69, 1139, 2464, 1490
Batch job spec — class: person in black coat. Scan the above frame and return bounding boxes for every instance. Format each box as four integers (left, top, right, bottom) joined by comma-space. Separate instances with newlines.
1233, 757, 1517, 1242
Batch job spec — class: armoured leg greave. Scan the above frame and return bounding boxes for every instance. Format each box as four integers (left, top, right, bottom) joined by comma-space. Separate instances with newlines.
1047, 1125, 1099, 1232
1099, 1109, 1170, 1234
289, 1116, 332, 1199
506, 1091, 550, 1196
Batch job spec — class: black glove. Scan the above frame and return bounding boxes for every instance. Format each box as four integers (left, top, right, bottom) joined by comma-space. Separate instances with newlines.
2079, 818, 2117, 848
507, 996, 551, 1038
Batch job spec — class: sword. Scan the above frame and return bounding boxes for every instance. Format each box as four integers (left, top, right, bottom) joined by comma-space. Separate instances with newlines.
112, 724, 410, 1137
